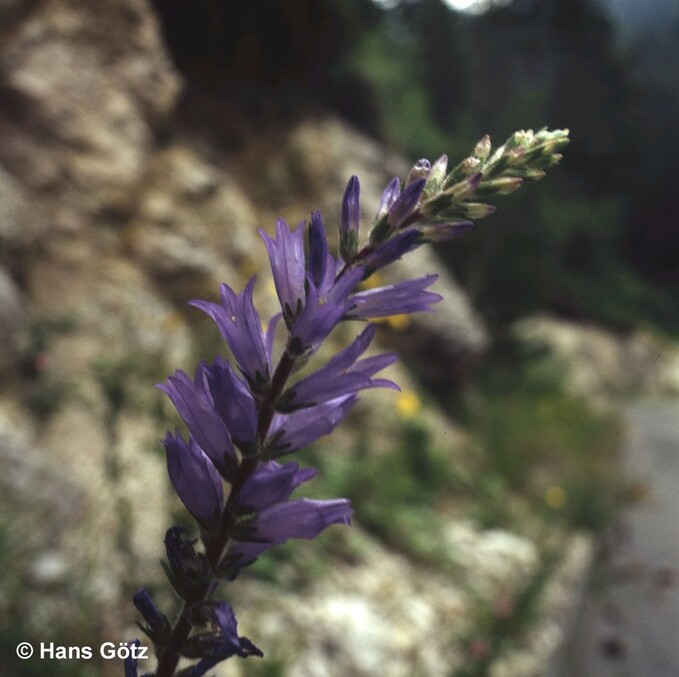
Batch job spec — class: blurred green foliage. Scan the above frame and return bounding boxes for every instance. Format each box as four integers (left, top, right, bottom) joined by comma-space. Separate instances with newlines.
461, 339, 622, 531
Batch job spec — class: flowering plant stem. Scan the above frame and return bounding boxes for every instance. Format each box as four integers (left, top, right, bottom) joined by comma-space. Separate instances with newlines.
155, 353, 298, 676
125, 128, 568, 677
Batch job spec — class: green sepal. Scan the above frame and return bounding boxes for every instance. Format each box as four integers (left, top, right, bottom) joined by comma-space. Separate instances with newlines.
339, 228, 359, 263
368, 214, 392, 245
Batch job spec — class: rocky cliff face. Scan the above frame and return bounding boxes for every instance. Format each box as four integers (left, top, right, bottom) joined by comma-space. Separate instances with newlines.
0, 2, 564, 675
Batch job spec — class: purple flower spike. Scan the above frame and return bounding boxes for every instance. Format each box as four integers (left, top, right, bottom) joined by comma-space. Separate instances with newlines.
387, 178, 426, 229
163, 432, 224, 526
348, 274, 442, 319
289, 267, 365, 355
340, 175, 361, 261
205, 356, 258, 453
158, 367, 236, 477
190, 278, 270, 392
362, 229, 419, 272
267, 395, 357, 457
280, 324, 398, 410
259, 218, 306, 326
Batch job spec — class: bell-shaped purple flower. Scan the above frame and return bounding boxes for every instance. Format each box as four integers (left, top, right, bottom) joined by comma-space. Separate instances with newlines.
241, 498, 352, 543
288, 267, 364, 355
239, 460, 318, 511
203, 356, 258, 453
266, 395, 357, 457
190, 278, 270, 393
228, 499, 352, 574
279, 324, 398, 410
259, 218, 306, 327
163, 432, 224, 527
224, 461, 352, 574
348, 274, 442, 319
158, 367, 236, 478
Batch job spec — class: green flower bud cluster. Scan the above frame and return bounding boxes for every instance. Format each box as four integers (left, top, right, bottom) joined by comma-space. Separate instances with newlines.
416, 128, 570, 230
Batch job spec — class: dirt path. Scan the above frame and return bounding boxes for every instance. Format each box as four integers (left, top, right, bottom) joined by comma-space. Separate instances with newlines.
567, 401, 679, 676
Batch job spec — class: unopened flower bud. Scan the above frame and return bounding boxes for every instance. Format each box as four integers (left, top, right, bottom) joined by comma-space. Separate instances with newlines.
386, 178, 426, 230
406, 158, 431, 186
163, 527, 211, 600
340, 175, 361, 261
517, 167, 547, 180
133, 589, 171, 643
461, 202, 497, 219
473, 135, 491, 160
461, 157, 481, 173
510, 129, 533, 149
425, 154, 448, 194
478, 176, 523, 196
418, 220, 474, 243
444, 172, 482, 201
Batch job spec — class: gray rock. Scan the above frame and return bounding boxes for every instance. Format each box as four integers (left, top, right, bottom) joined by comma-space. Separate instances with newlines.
0, 163, 49, 246
0, 267, 26, 369
513, 315, 679, 404
0, 0, 181, 213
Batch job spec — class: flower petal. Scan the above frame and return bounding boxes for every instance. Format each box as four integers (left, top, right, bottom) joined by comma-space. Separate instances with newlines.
157, 367, 236, 475
163, 432, 224, 525
259, 219, 306, 326
289, 267, 364, 355
348, 274, 442, 319
238, 461, 318, 512
190, 278, 270, 392
204, 357, 258, 452
267, 395, 357, 456
280, 325, 398, 409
